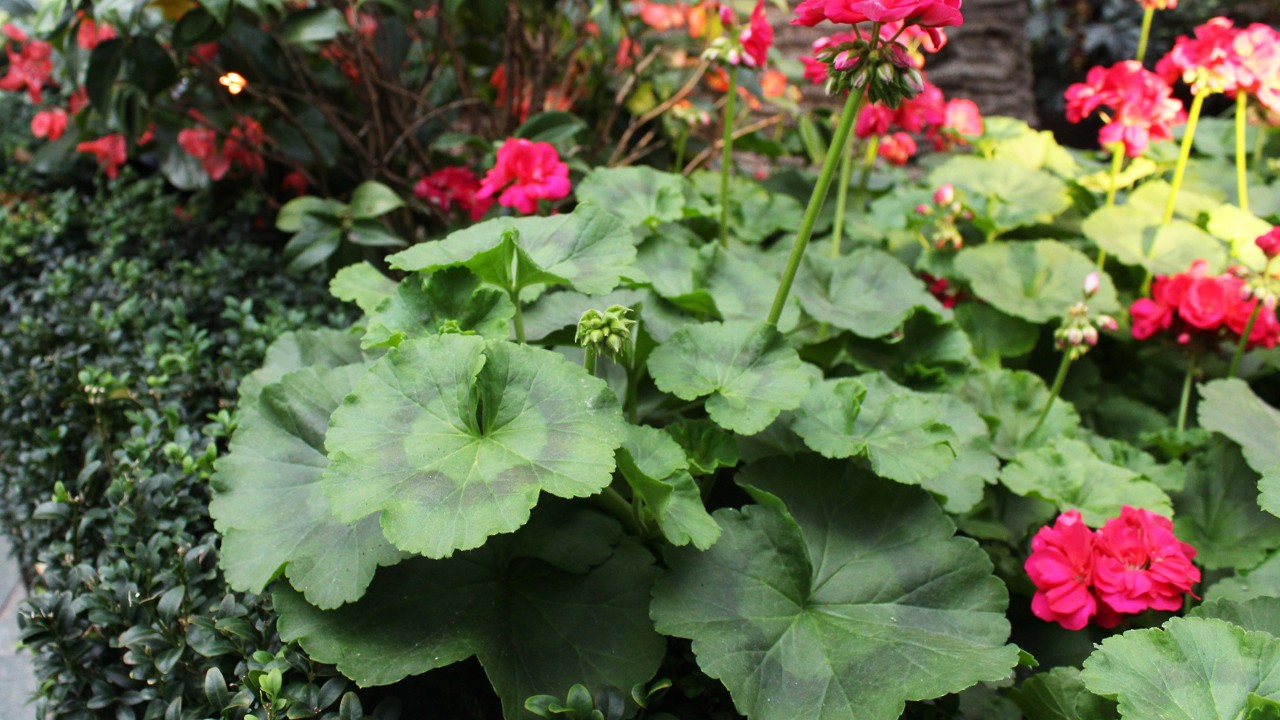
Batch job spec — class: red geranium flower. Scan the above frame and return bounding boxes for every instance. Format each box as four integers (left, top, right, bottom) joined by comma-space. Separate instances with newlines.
77, 134, 128, 179
878, 131, 917, 165
1025, 510, 1110, 631
0, 32, 53, 103
31, 108, 67, 140
76, 17, 117, 51
1091, 506, 1199, 615
477, 138, 571, 215
737, 0, 773, 68
415, 166, 494, 221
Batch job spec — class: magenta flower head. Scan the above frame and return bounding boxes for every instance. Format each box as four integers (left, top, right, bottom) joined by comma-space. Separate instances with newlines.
477, 138, 571, 215
1258, 227, 1280, 259
1064, 60, 1185, 157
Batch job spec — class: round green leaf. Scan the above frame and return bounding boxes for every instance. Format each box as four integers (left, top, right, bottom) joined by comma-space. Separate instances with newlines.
238, 328, 364, 407
651, 458, 1018, 720
1010, 667, 1118, 720
349, 181, 404, 220
1082, 206, 1227, 276
617, 425, 719, 550
323, 334, 626, 558
362, 268, 515, 349
999, 437, 1171, 527
959, 368, 1080, 459
1205, 551, 1280, 604
280, 6, 350, 43
1082, 617, 1280, 720
928, 156, 1071, 232
1193, 597, 1280, 638
576, 167, 689, 229
955, 240, 1119, 324
212, 364, 403, 608
794, 249, 942, 338
648, 321, 814, 436
388, 205, 636, 296
330, 261, 398, 315
276, 505, 665, 717
1174, 443, 1280, 571
1199, 378, 1280, 476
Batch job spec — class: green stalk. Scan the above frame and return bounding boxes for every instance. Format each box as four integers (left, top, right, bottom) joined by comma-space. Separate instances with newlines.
1032, 351, 1072, 435
1162, 90, 1208, 225
1228, 301, 1263, 378
719, 68, 737, 248
510, 292, 526, 343
674, 125, 689, 174
1176, 352, 1198, 434
829, 132, 856, 260
852, 135, 880, 215
1237, 91, 1250, 212
1135, 6, 1155, 64
767, 88, 867, 326
1098, 145, 1125, 268
583, 345, 597, 376
595, 487, 643, 536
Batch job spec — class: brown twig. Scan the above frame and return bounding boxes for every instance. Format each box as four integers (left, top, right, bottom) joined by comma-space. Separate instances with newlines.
609, 59, 710, 166
682, 114, 786, 175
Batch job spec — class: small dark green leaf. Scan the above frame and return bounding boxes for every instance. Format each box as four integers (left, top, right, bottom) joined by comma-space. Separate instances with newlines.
128, 37, 179, 96
349, 181, 404, 219
280, 6, 349, 43
86, 39, 126, 111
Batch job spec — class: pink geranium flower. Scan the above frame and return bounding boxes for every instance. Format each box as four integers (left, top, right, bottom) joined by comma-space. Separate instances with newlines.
878, 131, 917, 165
737, 1, 773, 68
1025, 510, 1108, 631
793, 0, 963, 29
1092, 506, 1200, 615
477, 138, 571, 215
1065, 61, 1185, 157
1156, 17, 1243, 95
1231, 23, 1280, 113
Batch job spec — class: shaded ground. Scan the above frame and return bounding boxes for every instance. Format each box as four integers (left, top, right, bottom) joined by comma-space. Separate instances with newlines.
0, 535, 36, 718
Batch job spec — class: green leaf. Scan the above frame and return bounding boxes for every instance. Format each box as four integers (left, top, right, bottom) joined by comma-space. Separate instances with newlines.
1082, 206, 1227, 276
277, 196, 343, 232
1010, 667, 1118, 720
794, 248, 942, 338
791, 375, 958, 488
238, 328, 364, 407
520, 288, 646, 343
648, 321, 813, 435
212, 364, 403, 609
323, 335, 626, 558
86, 38, 125, 111
362, 268, 515, 348
514, 111, 587, 145
999, 437, 1171, 526
276, 504, 665, 717
955, 240, 1119, 324
576, 167, 688, 229
349, 181, 404, 220
347, 220, 406, 248
1199, 378, 1280, 476
1174, 443, 1280, 571
280, 6, 349, 43
651, 459, 1018, 720
700, 245, 800, 330
389, 205, 636, 296
954, 303, 1039, 360
663, 419, 739, 476
1081, 617, 1280, 720
1193, 597, 1280, 638
1207, 204, 1270, 271
617, 425, 719, 550
283, 216, 343, 273
1205, 551, 1280, 604
959, 368, 1080, 459
127, 37, 178, 96
928, 156, 1071, 232
927, 393, 1001, 513
330, 262, 397, 315
201, 0, 235, 24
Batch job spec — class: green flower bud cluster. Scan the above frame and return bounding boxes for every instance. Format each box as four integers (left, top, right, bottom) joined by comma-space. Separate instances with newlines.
817, 39, 923, 108
576, 305, 635, 359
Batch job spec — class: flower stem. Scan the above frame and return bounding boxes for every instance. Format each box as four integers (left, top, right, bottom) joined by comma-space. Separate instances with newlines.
1032, 351, 1072, 435
1099, 145, 1126, 268
583, 345, 597, 376
853, 135, 880, 214
719, 68, 737, 248
1237, 91, 1250, 212
1162, 90, 1208, 225
510, 290, 526, 343
675, 126, 689, 174
767, 87, 867, 326
829, 132, 856, 260
1135, 6, 1155, 64
1176, 352, 1198, 434
1228, 301, 1263, 379
595, 486, 643, 536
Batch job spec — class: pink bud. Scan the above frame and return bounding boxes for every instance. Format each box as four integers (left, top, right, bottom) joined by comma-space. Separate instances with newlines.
1097, 315, 1119, 331
933, 183, 955, 206
915, 204, 931, 215
1083, 326, 1099, 346
1083, 271, 1100, 297
1257, 227, 1280, 259
719, 3, 735, 24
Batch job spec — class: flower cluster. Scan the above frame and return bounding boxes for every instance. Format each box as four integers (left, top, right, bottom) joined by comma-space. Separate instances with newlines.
702, 1, 773, 68
1025, 507, 1200, 630
0, 23, 53, 103
1129, 259, 1280, 349
1156, 17, 1280, 106
854, 82, 983, 164
914, 183, 969, 249
477, 138, 571, 215
1064, 61, 1185, 158
1055, 273, 1119, 360
177, 115, 268, 181
414, 167, 494, 221
793, 0, 963, 46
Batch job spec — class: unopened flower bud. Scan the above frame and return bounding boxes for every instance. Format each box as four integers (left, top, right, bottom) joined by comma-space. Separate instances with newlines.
1257, 227, 1280, 259
915, 204, 931, 215
1097, 315, 1118, 331
833, 50, 857, 71
1083, 271, 1100, 298
1082, 326, 1098, 346
933, 183, 955, 206
719, 3, 735, 24
902, 67, 925, 96
576, 305, 636, 360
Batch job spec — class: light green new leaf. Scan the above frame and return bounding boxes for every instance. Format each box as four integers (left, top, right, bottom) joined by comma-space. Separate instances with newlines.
1175, 443, 1280, 570
663, 419, 739, 476
928, 156, 1071, 232
330, 262, 397, 315
648, 321, 813, 435
212, 364, 402, 609
1199, 378, 1280, 476
362, 268, 515, 349
617, 425, 719, 550
955, 240, 1119, 324
794, 249, 943, 338
323, 334, 626, 558
349, 181, 403, 219
1082, 617, 1280, 720
1010, 667, 1118, 720
1207, 204, 1270, 271
651, 458, 1018, 720
276, 505, 665, 718
388, 205, 636, 296
1082, 205, 1227, 276
1000, 438, 1171, 526
1193, 597, 1280, 638
576, 167, 688, 230
1205, 551, 1280, 604
959, 368, 1080, 459
238, 328, 364, 408
791, 375, 958, 489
